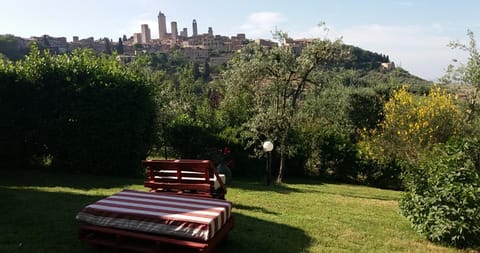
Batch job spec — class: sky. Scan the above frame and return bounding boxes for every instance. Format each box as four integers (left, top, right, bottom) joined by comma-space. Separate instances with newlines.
1, 0, 479, 81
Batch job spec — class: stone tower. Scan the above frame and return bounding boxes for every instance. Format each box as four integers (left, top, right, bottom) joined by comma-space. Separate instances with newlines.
171, 21, 178, 42
158, 11, 167, 40
192, 19, 198, 37
141, 24, 151, 44
208, 27, 213, 36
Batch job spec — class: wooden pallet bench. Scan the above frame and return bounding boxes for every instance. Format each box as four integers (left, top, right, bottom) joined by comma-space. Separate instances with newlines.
143, 159, 227, 199
77, 159, 232, 253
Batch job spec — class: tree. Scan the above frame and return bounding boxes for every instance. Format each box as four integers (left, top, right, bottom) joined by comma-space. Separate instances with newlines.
222, 38, 348, 183
104, 38, 112, 54
444, 29, 480, 122
202, 60, 211, 82
117, 37, 124, 54
192, 62, 201, 80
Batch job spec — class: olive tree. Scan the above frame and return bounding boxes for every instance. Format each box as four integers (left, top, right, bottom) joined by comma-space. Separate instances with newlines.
221, 38, 348, 183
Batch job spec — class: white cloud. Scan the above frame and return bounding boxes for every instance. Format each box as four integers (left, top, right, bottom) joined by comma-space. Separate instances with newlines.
238, 12, 287, 38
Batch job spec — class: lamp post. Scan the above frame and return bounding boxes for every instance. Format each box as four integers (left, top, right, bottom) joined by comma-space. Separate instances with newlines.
263, 141, 274, 185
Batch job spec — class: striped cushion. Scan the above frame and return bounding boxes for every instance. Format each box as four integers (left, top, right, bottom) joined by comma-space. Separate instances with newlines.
76, 189, 232, 241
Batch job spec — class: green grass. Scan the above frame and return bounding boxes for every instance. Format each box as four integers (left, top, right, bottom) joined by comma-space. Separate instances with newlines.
0, 169, 476, 253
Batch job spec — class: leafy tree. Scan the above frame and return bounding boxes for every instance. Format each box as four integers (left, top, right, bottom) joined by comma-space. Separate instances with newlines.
443, 29, 480, 122
117, 37, 124, 54
104, 38, 112, 54
222, 38, 349, 183
192, 62, 201, 80
203, 60, 211, 82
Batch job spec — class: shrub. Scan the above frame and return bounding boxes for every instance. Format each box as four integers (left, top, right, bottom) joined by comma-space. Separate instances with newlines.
399, 139, 480, 247
359, 85, 464, 164
0, 46, 157, 175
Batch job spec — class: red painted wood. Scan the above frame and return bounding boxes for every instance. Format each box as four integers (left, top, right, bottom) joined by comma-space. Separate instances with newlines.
142, 159, 226, 199
78, 216, 234, 253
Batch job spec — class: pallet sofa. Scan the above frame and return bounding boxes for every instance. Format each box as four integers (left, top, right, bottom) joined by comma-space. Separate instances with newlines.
77, 159, 233, 253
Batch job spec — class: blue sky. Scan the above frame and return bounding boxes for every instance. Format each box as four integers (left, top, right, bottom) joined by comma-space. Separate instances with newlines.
1, 0, 479, 80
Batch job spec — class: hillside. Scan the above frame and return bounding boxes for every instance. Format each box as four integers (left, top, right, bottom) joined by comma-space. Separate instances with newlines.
337, 44, 431, 87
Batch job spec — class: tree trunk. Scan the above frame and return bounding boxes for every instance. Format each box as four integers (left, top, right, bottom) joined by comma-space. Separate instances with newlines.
276, 142, 286, 184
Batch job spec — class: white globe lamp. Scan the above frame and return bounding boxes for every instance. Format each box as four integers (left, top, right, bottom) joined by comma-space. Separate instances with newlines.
263, 141, 274, 152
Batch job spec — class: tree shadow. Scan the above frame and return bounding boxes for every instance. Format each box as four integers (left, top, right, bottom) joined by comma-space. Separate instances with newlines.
229, 180, 303, 194
233, 203, 280, 216
228, 178, 324, 194
216, 213, 312, 253
0, 168, 143, 190
0, 187, 106, 253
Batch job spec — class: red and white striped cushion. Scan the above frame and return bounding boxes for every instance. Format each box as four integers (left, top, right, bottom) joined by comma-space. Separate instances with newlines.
76, 189, 232, 241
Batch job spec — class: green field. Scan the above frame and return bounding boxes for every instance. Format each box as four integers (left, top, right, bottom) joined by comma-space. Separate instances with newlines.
0, 169, 474, 253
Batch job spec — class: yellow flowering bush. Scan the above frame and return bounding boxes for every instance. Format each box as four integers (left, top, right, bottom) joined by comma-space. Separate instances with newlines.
359, 85, 464, 163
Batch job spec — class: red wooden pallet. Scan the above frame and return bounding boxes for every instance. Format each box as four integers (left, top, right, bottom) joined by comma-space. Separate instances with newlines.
78, 216, 234, 253
143, 159, 227, 199
77, 159, 233, 253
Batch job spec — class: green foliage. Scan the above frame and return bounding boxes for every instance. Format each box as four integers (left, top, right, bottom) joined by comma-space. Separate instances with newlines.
359, 85, 464, 164
400, 139, 480, 247
345, 46, 389, 70
222, 39, 350, 183
0, 45, 156, 175
347, 87, 388, 131
116, 37, 124, 54
445, 30, 480, 122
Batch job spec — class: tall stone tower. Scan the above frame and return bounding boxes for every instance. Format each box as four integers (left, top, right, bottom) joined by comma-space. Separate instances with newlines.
192, 19, 198, 37
141, 24, 151, 44
158, 11, 167, 40
171, 21, 178, 42
208, 27, 213, 36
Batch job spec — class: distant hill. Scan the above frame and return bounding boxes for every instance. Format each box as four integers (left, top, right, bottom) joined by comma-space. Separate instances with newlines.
0, 34, 32, 60
333, 44, 431, 88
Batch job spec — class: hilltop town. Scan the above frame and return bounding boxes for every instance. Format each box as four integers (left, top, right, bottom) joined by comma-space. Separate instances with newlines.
1, 11, 320, 67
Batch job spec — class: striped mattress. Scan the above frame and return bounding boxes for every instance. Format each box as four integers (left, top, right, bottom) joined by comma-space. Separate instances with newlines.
76, 189, 232, 241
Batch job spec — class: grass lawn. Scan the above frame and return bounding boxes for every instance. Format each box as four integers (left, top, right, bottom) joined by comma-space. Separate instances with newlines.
0, 169, 475, 253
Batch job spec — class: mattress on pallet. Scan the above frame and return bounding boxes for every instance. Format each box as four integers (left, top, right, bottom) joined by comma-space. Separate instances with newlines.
76, 189, 232, 241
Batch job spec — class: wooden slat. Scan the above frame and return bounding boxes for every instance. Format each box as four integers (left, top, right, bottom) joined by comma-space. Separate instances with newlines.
144, 182, 212, 192
78, 217, 234, 253
142, 159, 226, 199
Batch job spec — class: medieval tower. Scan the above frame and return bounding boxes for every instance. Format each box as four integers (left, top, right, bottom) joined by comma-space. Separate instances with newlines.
158, 11, 167, 40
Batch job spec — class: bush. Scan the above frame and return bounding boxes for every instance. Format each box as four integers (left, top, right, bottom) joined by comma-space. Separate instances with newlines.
399, 139, 480, 247
359, 85, 464, 164
0, 46, 156, 175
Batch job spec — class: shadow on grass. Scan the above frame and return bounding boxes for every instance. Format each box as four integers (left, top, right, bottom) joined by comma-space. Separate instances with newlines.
333, 192, 400, 201
234, 203, 280, 216
216, 213, 311, 253
228, 179, 320, 194
0, 187, 106, 253
0, 186, 311, 253
0, 168, 143, 190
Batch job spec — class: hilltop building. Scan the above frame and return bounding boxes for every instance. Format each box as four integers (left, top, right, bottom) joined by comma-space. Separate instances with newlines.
141, 24, 151, 44
171, 21, 178, 43
158, 11, 167, 41
192, 19, 198, 37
